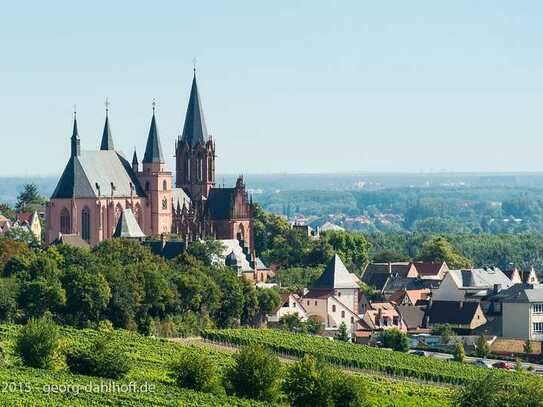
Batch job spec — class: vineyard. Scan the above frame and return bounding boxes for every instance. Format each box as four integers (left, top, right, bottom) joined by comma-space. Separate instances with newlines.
202, 328, 539, 386
0, 324, 454, 406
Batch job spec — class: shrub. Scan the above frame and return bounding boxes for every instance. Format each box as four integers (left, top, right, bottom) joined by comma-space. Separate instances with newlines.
335, 322, 350, 342
170, 351, 222, 394
475, 335, 490, 358
305, 315, 324, 335
224, 345, 281, 401
66, 336, 130, 379
97, 320, 113, 332
283, 354, 365, 407
15, 316, 60, 369
380, 329, 409, 352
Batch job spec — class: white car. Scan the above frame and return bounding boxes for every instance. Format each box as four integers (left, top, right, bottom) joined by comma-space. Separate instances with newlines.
472, 359, 492, 368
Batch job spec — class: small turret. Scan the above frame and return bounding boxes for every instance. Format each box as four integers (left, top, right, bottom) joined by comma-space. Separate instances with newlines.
100, 100, 114, 151
71, 111, 80, 157
132, 148, 139, 173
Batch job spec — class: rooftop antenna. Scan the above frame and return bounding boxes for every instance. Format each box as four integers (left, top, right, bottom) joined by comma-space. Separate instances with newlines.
73, 104, 77, 119
192, 57, 197, 74
105, 97, 110, 116
152, 98, 156, 114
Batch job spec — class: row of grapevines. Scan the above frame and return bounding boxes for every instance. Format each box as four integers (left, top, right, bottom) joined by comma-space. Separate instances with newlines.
202, 328, 538, 386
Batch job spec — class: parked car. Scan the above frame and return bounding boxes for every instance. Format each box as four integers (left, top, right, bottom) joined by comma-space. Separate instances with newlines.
492, 361, 513, 370
472, 359, 492, 368
411, 350, 428, 357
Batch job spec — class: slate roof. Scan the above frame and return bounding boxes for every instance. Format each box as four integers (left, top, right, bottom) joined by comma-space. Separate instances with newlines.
426, 301, 482, 325
304, 289, 335, 299
312, 254, 359, 289
207, 188, 236, 220
51, 234, 90, 249
364, 262, 413, 278
143, 113, 165, 163
51, 151, 145, 199
498, 284, 543, 303
180, 74, 208, 147
448, 268, 512, 290
382, 276, 435, 293
173, 188, 192, 210
113, 208, 145, 238
100, 115, 114, 150
363, 273, 390, 291
396, 305, 426, 330
143, 240, 186, 260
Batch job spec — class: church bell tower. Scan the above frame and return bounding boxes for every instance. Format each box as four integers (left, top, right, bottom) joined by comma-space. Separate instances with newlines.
175, 72, 215, 201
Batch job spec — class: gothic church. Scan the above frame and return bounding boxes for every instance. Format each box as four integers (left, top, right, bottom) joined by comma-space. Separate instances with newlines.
45, 73, 253, 253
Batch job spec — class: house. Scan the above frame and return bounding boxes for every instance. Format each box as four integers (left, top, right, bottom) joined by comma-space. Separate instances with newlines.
15, 211, 41, 243
382, 275, 437, 297
362, 262, 418, 291
267, 293, 308, 323
358, 302, 407, 335
395, 304, 430, 333
500, 284, 543, 340
302, 254, 361, 335
503, 268, 523, 285
411, 261, 449, 281
388, 288, 431, 306
425, 300, 487, 332
221, 239, 271, 282
431, 267, 513, 303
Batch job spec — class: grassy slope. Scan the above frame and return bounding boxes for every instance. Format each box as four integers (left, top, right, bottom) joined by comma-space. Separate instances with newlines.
0, 325, 452, 406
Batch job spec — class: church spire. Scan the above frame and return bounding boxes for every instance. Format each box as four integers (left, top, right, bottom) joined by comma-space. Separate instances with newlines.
143, 100, 165, 163
71, 108, 80, 157
180, 71, 208, 147
132, 148, 139, 172
100, 98, 114, 150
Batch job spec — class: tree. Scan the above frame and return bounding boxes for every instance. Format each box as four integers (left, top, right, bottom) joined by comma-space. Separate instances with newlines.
417, 237, 472, 269
186, 240, 225, 266
475, 335, 490, 358
453, 341, 465, 363
255, 288, 280, 327
279, 313, 303, 332
305, 315, 324, 335
335, 321, 350, 341
380, 329, 409, 352
321, 231, 370, 274
213, 269, 243, 328
0, 277, 19, 322
434, 324, 454, 345
15, 183, 44, 211
62, 266, 111, 326
282, 354, 331, 407
18, 278, 66, 319
15, 316, 60, 369
0, 240, 32, 272
372, 250, 410, 263
240, 277, 258, 326
225, 345, 281, 402
170, 351, 222, 394
514, 357, 523, 372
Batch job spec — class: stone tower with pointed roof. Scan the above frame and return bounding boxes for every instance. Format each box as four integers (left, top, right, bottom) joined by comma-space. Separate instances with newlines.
137, 106, 173, 236
175, 73, 215, 201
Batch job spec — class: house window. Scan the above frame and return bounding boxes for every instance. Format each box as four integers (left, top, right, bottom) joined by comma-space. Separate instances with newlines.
332, 305, 336, 313
533, 322, 543, 333
393, 316, 399, 326
351, 317, 354, 324
341, 311, 345, 318
338, 292, 341, 297
533, 304, 543, 314
81, 207, 90, 242
307, 301, 310, 306
282, 302, 289, 308
60, 208, 71, 234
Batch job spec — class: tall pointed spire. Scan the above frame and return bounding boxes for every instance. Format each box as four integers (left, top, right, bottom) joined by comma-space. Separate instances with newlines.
180, 71, 208, 147
143, 100, 165, 163
71, 108, 80, 157
132, 148, 139, 172
100, 98, 114, 150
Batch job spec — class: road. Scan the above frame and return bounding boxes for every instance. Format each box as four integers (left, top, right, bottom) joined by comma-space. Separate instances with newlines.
410, 349, 543, 372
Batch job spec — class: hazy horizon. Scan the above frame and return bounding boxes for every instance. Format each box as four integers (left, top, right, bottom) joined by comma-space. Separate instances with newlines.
2, 1, 543, 176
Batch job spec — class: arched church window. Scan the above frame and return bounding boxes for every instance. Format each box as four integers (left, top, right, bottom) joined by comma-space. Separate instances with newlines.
60, 208, 71, 234
162, 197, 168, 210
163, 180, 167, 191
198, 158, 203, 182
186, 159, 191, 182
81, 207, 91, 242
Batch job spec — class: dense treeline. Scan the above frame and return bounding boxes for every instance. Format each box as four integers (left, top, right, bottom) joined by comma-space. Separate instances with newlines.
0, 238, 280, 335
252, 205, 543, 288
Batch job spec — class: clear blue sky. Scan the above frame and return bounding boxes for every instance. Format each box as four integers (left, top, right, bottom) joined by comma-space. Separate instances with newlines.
1, 1, 543, 176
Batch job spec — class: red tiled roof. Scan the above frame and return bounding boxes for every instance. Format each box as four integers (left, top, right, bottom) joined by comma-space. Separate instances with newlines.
16, 212, 33, 224
412, 262, 446, 277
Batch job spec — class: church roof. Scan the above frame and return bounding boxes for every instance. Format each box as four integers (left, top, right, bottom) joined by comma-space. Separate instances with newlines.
312, 254, 359, 289
143, 112, 165, 163
207, 188, 236, 220
51, 150, 145, 199
113, 208, 145, 238
100, 114, 114, 150
180, 74, 208, 148
172, 188, 191, 210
